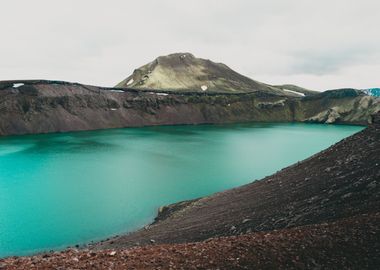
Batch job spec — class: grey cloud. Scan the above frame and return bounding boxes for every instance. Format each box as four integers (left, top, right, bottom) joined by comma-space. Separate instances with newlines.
0, 0, 379, 90
289, 47, 380, 75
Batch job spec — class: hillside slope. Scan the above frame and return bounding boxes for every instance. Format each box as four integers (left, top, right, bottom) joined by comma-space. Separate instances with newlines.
116, 53, 293, 95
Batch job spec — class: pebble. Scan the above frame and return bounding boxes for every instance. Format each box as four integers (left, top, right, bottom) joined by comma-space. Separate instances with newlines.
242, 219, 251, 224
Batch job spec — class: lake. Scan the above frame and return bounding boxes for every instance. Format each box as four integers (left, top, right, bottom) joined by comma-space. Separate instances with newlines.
0, 123, 363, 257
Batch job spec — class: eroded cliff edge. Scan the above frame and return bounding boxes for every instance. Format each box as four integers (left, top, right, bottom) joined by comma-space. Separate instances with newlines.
0, 80, 378, 136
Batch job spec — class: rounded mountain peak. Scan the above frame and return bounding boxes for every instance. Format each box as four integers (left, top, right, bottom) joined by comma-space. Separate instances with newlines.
116, 53, 289, 95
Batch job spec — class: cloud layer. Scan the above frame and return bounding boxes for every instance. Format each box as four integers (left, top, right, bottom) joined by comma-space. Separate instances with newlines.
0, 0, 379, 90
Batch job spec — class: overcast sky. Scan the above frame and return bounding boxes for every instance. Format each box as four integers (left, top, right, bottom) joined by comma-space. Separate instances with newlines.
0, 0, 379, 91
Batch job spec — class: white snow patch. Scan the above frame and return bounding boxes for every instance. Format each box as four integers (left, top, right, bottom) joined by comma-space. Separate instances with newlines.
110, 90, 124, 93
201, 85, 208, 91
13, 83, 24, 88
110, 108, 118, 111
283, 89, 305, 97
148, 92, 169, 96
127, 78, 134, 85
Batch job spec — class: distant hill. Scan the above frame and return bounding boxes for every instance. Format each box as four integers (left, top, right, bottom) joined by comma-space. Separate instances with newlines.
116, 53, 301, 96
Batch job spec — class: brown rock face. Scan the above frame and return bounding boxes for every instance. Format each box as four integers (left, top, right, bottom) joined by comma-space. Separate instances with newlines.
0, 80, 379, 136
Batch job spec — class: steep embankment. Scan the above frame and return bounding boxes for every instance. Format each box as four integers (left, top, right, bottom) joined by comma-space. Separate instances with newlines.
0, 80, 379, 136
94, 113, 380, 249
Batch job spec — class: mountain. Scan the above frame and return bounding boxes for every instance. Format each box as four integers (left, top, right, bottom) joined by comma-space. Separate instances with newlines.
0, 54, 379, 136
116, 53, 296, 96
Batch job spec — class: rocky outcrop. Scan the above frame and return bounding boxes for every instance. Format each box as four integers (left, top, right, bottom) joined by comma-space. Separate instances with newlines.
0, 80, 379, 136
302, 89, 380, 124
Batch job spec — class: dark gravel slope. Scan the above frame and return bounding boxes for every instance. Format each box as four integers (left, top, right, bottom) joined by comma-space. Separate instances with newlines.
1, 212, 379, 269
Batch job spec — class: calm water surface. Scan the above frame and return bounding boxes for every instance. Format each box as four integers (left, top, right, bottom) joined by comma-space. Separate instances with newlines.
0, 123, 363, 257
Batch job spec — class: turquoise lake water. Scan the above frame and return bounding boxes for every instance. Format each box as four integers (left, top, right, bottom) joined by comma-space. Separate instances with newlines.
0, 123, 363, 257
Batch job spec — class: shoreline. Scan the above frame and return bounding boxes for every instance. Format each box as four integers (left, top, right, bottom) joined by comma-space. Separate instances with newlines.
1, 112, 379, 268
0, 122, 365, 259
0, 119, 374, 257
